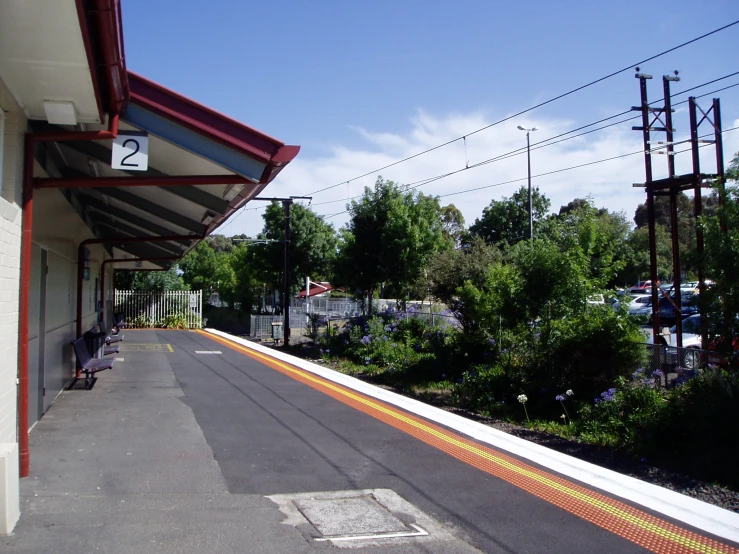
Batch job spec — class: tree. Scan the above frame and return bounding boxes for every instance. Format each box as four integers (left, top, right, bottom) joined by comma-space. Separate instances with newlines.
441, 204, 465, 247
333, 177, 448, 310
179, 241, 233, 300
256, 202, 338, 293
620, 225, 672, 285
115, 266, 188, 292
469, 186, 551, 245
632, 191, 720, 279
541, 199, 632, 289
700, 153, 739, 355
428, 236, 501, 332
207, 234, 235, 253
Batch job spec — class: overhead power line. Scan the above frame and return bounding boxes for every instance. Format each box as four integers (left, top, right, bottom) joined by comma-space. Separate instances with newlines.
318, 126, 738, 220
311, 77, 739, 212
306, 21, 739, 197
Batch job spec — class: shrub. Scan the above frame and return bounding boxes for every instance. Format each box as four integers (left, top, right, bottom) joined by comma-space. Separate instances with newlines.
575, 374, 665, 447
646, 368, 739, 487
129, 314, 154, 328
531, 305, 646, 403
451, 363, 514, 416
160, 313, 190, 329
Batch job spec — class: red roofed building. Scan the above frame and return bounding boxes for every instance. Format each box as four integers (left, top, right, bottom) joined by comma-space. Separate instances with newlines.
296, 282, 334, 299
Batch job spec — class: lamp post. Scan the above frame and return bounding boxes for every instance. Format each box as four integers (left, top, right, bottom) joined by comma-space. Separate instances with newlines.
517, 125, 538, 239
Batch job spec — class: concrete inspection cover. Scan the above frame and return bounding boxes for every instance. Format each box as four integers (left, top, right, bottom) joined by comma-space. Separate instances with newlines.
267, 488, 477, 550
294, 495, 410, 537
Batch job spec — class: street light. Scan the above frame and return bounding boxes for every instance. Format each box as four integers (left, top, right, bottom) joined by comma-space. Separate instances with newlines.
517, 125, 538, 239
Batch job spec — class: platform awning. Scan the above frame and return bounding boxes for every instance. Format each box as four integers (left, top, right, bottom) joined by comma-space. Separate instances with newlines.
34, 71, 300, 268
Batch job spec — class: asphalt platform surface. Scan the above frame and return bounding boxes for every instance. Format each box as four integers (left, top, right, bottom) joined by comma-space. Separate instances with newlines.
2, 329, 737, 553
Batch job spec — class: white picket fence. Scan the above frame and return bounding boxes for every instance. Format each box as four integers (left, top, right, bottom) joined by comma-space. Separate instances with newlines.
114, 290, 203, 329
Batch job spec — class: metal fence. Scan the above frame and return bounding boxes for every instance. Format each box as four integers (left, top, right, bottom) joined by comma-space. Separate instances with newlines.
249, 308, 460, 341
642, 343, 710, 385
115, 290, 203, 328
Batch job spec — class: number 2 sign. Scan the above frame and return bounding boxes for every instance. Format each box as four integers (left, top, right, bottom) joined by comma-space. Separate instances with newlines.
111, 131, 149, 171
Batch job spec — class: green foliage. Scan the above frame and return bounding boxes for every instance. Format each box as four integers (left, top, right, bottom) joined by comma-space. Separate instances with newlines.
157, 313, 191, 329
129, 314, 154, 328
648, 369, 739, 486
334, 177, 449, 309
115, 267, 188, 292
441, 203, 466, 247
428, 235, 501, 332
532, 307, 646, 403
699, 180, 739, 355
576, 375, 665, 447
541, 199, 631, 289
179, 241, 234, 299
620, 225, 672, 285
451, 364, 511, 416
468, 185, 550, 245
257, 202, 338, 292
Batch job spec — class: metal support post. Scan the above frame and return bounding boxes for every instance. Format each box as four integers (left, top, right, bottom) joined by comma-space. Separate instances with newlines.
635, 72, 661, 339
664, 75, 682, 347
283, 199, 292, 346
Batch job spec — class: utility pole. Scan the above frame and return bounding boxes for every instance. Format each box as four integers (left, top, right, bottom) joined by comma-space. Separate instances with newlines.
632, 69, 662, 342
631, 69, 724, 357
251, 196, 311, 347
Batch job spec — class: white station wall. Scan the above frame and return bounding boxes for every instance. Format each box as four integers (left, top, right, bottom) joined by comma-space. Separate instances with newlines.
0, 72, 24, 535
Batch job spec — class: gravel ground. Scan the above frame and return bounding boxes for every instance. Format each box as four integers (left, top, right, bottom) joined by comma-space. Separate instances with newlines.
268, 344, 739, 514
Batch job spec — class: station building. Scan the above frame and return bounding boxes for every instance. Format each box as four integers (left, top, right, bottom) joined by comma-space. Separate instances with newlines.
0, 0, 298, 533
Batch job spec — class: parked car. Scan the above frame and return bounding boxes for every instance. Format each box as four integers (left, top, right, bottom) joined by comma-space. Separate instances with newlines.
623, 294, 653, 316
650, 295, 700, 326
628, 281, 653, 293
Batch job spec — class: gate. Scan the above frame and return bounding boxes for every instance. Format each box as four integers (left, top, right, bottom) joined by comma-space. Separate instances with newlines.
114, 290, 203, 329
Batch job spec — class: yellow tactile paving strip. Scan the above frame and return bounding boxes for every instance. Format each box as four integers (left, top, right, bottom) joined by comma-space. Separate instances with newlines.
199, 331, 738, 554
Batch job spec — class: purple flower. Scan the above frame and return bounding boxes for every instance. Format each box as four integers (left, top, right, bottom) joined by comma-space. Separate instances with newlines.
652, 369, 664, 378
488, 338, 496, 345
360, 335, 371, 345
555, 394, 566, 402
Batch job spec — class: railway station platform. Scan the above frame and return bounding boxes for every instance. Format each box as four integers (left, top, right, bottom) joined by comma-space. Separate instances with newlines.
2, 329, 738, 553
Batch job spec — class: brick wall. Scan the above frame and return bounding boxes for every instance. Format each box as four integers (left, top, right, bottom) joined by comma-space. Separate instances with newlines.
0, 72, 24, 534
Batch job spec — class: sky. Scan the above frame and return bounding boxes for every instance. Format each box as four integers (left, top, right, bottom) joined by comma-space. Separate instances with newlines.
121, 1, 739, 237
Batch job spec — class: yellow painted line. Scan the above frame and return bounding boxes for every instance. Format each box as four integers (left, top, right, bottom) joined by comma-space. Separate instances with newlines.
119, 343, 174, 352
199, 330, 738, 554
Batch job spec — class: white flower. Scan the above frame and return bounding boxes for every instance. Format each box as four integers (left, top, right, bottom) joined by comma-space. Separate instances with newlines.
517, 394, 528, 404
566, 389, 574, 396
560, 414, 566, 419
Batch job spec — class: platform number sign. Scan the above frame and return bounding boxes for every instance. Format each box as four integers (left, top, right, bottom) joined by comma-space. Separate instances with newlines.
111, 131, 149, 171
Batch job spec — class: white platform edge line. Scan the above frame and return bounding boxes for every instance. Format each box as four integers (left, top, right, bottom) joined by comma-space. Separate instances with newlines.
203, 328, 739, 543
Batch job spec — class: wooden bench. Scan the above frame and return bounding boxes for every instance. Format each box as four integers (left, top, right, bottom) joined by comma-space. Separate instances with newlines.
72, 338, 115, 390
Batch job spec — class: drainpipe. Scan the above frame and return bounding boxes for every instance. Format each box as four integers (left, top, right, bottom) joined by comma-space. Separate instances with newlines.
18, 114, 120, 478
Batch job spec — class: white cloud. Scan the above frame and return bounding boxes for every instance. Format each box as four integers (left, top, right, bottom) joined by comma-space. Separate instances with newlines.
218, 113, 739, 237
